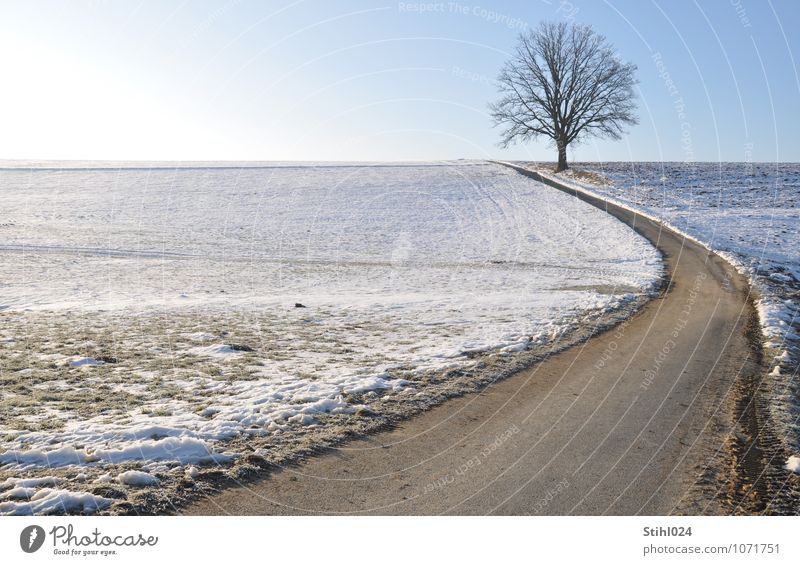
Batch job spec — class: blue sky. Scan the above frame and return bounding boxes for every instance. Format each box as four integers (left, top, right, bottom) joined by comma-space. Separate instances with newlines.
1, 0, 798, 162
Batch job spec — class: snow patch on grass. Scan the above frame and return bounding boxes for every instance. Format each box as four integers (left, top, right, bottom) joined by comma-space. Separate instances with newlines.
0, 488, 112, 516
1, 476, 60, 489
1, 437, 231, 470
188, 344, 243, 357
69, 356, 104, 368
116, 470, 158, 486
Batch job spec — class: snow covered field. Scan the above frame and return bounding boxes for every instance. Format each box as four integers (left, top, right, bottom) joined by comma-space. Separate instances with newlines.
526, 161, 800, 466
0, 161, 661, 514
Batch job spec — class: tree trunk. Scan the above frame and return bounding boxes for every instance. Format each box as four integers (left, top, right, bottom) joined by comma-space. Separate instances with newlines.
555, 138, 568, 172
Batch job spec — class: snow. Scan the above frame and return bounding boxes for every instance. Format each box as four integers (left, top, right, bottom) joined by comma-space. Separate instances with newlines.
1, 487, 38, 500
0, 488, 112, 515
69, 356, 104, 367
0, 446, 85, 468
92, 437, 233, 465
116, 470, 159, 486
1, 437, 232, 469
188, 344, 244, 357
1, 476, 60, 489
186, 332, 215, 342
0, 160, 662, 512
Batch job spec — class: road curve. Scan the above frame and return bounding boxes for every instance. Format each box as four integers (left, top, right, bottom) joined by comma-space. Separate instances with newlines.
184, 163, 762, 515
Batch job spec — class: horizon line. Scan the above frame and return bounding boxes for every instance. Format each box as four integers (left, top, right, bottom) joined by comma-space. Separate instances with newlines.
0, 158, 797, 170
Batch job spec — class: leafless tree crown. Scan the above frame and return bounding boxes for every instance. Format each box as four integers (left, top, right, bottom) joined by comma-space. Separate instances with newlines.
490, 21, 638, 168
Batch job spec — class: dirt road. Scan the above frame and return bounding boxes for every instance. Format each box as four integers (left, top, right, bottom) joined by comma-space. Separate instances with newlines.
185, 163, 763, 515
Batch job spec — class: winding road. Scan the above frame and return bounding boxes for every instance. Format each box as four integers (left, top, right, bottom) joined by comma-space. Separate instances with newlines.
185, 163, 762, 515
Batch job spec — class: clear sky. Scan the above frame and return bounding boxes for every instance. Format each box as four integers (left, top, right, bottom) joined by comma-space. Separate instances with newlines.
1, 0, 798, 162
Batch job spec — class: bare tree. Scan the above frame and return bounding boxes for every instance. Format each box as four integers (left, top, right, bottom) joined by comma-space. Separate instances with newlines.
490, 21, 638, 172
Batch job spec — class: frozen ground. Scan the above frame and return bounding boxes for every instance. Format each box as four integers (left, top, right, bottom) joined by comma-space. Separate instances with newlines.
525, 161, 800, 468
0, 160, 661, 514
